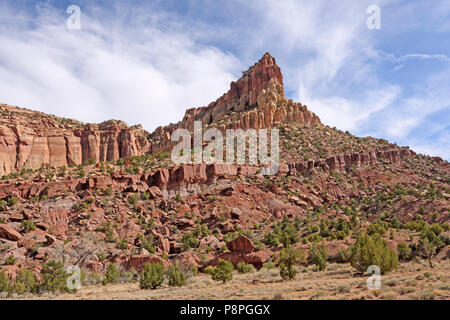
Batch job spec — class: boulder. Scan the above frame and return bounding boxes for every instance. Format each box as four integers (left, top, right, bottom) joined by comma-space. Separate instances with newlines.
0, 224, 22, 241
226, 235, 254, 253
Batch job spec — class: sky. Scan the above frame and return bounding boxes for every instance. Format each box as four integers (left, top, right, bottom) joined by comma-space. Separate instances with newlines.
0, 0, 449, 160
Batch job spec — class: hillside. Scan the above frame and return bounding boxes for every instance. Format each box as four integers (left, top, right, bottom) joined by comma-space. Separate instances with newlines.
0, 53, 449, 299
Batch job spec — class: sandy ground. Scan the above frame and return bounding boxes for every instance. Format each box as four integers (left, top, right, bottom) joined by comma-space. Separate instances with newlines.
4, 259, 449, 300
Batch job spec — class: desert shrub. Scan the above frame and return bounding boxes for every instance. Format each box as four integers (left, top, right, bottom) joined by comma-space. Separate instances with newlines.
77, 168, 85, 178
211, 259, 234, 284
7, 196, 18, 207
12, 269, 37, 294
236, 262, 255, 274
5, 255, 17, 266
263, 261, 276, 270
367, 221, 389, 236
103, 263, 120, 285
105, 186, 113, 196
204, 266, 216, 275
309, 243, 328, 271
128, 194, 138, 205
263, 232, 281, 247
139, 263, 164, 289
390, 218, 403, 229
337, 248, 351, 263
181, 232, 199, 251
190, 264, 199, 276
420, 227, 444, 248
319, 219, 330, 237
116, 239, 128, 250
349, 233, 398, 274
397, 242, 412, 261
417, 238, 436, 268
263, 217, 299, 247
440, 233, 450, 246
21, 220, 36, 233
0, 270, 10, 292
279, 246, 306, 281
141, 191, 150, 200
167, 263, 186, 287
38, 260, 70, 294
137, 234, 156, 254
193, 224, 210, 238
119, 267, 138, 283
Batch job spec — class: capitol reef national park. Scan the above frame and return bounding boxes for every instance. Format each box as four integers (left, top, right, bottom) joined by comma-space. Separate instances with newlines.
0, 0, 449, 306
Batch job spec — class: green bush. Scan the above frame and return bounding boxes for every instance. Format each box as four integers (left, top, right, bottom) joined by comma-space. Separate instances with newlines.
337, 248, 350, 263
263, 261, 276, 270
7, 197, 18, 207
181, 232, 199, 251
397, 242, 412, 261
279, 246, 306, 281
262, 232, 280, 247
103, 263, 120, 285
349, 233, 398, 275
212, 259, 234, 284
12, 269, 37, 294
0, 270, 10, 293
236, 262, 255, 274
137, 234, 156, 254
417, 238, 436, 268
167, 264, 186, 287
263, 217, 300, 248
367, 221, 389, 236
5, 255, 17, 266
190, 264, 199, 276
116, 239, 128, 250
128, 194, 138, 205
38, 260, 70, 294
309, 243, 328, 271
204, 266, 216, 275
22, 220, 36, 233
139, 263, 165, 289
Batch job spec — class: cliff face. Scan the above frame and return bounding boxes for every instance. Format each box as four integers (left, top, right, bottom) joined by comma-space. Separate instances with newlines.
0, 52, 321, 176
0, 107, 151, 176
149, 53, 321, 153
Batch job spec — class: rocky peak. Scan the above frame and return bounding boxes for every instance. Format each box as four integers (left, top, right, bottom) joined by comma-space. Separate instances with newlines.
177, 52, 285, 130
150, 53, 321, 153
0, 53, 321, 175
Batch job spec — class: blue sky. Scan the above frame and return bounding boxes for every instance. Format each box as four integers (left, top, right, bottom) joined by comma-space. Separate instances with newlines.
0, 0, 449, 159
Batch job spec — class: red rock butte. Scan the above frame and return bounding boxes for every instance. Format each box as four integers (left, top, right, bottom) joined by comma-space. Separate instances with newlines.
0, 53, 320, 176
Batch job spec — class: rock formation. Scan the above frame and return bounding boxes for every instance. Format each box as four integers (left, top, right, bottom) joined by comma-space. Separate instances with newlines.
0, 108, 151, 176
0, 52, 321, 176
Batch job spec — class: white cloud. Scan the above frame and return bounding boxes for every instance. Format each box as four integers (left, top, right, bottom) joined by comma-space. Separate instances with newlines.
0, 3, 242, 131
0, 0, 448, 161
378, 51, 450, 64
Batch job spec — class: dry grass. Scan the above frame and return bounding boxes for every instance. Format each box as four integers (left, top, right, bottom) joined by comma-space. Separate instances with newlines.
5, 259, 448, 300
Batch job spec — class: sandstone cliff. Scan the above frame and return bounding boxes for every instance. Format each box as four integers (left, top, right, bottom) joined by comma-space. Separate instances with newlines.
0, 53, 322, 176
148, 53, 321, 153
0, 106, 151, 176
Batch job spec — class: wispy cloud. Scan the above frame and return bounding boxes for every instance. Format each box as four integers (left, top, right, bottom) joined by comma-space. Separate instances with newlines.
378, 51, 450, 63
0, 2, 242, 131
0, 0, 448, 160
